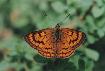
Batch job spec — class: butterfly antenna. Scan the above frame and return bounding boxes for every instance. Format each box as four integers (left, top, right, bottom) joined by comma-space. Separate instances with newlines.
57, 13, 71, 26
64, 14, 70, 21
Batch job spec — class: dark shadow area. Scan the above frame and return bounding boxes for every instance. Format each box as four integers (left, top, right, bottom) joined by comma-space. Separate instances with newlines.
34, 55, 76, 71
42, 59, 77, 71
89, 36, 105, 71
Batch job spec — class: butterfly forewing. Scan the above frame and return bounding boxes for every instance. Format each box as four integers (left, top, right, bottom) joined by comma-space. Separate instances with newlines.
25, 28, 55, 58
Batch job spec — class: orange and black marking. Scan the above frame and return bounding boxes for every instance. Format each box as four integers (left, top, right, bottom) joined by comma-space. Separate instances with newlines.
24, 24, 86, 58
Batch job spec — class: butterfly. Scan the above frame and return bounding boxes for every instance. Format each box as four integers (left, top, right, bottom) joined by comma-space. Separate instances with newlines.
24, 24, 86, 58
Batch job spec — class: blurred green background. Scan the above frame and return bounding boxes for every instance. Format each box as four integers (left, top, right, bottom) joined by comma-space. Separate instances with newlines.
0, 0, 105, 71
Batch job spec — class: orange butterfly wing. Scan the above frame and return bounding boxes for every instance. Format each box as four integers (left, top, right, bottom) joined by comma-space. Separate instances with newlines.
57, 28, 86, 58
25, 28, 86, 58
24, 28, 55, 58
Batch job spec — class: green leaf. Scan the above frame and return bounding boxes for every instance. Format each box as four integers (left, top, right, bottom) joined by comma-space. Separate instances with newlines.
39, 1, 48, 11
78, 0, 93, 11
95, 0, 103, 7
69, 55, 80, 69
86, 15, 97, 33
96, 18, 105, 28
92, 6, 105, 18
86, 15, 94, 25
33, 55, 53, 63
68, 7, 76, 15
31, 64, 42, 71
84, 58, 94, 71
87, 34, 96, 44
97, 29, 104, 38
85, 48, 99, 61
51, 1, 67, 13
66, 0, 75, 5
78, 58, 85, 71
102, 26, 105, 32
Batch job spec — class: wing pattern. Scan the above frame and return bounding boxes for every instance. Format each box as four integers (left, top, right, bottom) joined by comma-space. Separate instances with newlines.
57, 28, 86, 58
25, 29, 55, 58
25, 28, 86, 58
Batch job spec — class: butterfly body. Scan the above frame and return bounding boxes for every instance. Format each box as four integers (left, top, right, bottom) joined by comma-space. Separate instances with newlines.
53, 23, 60, 42
25, 24, 86, 58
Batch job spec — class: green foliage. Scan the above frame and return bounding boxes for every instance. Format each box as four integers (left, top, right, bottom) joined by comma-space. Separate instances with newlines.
92, 6, 104, 18
51, 1, 68, 13
0, 0, 105, 71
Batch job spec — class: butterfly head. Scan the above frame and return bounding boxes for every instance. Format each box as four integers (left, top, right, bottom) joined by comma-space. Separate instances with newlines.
55, 23, 60, 30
